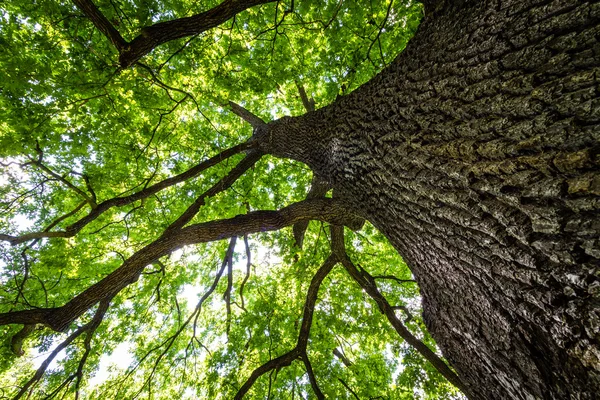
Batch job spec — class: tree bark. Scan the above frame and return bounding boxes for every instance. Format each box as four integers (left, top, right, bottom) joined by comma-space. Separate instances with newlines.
258, 0, 600, 398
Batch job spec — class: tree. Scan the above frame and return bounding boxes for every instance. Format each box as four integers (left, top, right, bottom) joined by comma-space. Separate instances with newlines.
0, 0, 597, 398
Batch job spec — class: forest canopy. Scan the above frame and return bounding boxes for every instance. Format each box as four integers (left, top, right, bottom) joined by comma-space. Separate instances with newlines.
0, 0, 463, 398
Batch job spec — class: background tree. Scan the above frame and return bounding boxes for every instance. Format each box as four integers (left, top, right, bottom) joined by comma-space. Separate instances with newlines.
1, 0, 599, 399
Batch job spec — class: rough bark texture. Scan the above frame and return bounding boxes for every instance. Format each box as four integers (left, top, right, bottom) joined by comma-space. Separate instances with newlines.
259, 0, 600, 398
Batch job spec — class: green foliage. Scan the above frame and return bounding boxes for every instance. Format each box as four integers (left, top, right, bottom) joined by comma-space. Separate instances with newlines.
0, 0, 462, 398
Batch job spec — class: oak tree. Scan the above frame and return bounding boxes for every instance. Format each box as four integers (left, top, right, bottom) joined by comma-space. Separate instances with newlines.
0, 0, 598, 399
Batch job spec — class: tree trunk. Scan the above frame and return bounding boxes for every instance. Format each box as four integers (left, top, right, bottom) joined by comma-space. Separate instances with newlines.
258, 0, 600, 398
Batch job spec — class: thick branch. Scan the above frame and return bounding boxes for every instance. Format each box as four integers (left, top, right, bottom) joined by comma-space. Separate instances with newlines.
74, 0, 275, 67
229, 101, 267, 128
72, 0, 127, 50
0, 199, 358, 332
119, 0, 276, 67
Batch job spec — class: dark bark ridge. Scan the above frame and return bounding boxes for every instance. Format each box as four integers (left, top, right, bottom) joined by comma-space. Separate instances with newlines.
258, 0, 600, 398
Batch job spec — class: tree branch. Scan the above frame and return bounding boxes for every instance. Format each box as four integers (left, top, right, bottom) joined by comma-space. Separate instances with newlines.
329, 226, 471, 397
234, 254, 337, 399
301, 353, 325, 400
372, 275, 416, 284
332, 347, 353, 367
165, 150, 262, 231
13, 299, 110, 400
338, 378, 361, 400
391, 305, 414, 324
74, 299, 110, 399
229, 101, 267, 128
27, 145, 96, 208
1, 141, 255, 245
0, 199, 359, 332
223, 236, 236, 335
293, 175, 331, 248
72, 0, 127, 50
10, 324, 36, 356
127, 238, 237, 397
295, 81, 315, 113
73, 0, 276, 67
239, 234, 251, 310
120, 0, 276, 67
235, 348, 299, 400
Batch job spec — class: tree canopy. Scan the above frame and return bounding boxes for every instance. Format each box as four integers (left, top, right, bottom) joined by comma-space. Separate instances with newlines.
0, 0, 465, 398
